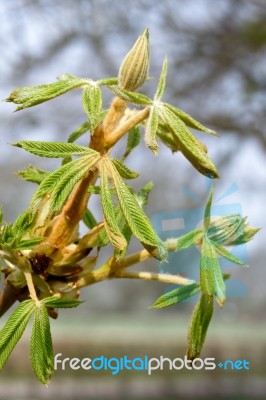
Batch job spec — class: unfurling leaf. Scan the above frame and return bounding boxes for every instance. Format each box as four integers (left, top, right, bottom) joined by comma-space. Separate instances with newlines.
159, 106, 219, 179
83, 209, 98, 229
204, 187, 214, 230
105, 158, 166, 257
14, 141, 94, 158
6, 79, 86, 111
122, 126, 141, 161
100, 160, 127, 251
200, 236, 226, 306
107, 86, 152, 105
41, 296, 82, 308
111, 158, 139, 179
154, 57, 168, 101
165, 103, 217, 136
145, 106, 159, 154
118, 28, 150, 91
151, 283, 200, 308
67, 121, 90, 143
17, 165, 50, 184
187, 294, 214, 359
0, 300, 35, 370
30, 305, 54, 384
82, 84, 102, 132
212, 242, 245, 265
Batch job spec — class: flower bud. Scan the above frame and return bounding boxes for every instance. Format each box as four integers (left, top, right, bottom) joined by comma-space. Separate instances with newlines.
118, 28, 150, 91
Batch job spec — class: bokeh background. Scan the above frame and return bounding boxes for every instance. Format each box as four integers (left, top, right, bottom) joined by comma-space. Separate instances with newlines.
0, 0, 265, 399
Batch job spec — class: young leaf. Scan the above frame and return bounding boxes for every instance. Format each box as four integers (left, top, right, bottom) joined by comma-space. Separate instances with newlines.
6, 79, 86, 111
144, 106, 159, 154
135, 182, 154, 207
122, 126, 141, 161
212, 242, 245, 266
14, 141, 94, 158
106, 158, 166, 252
12, 209, 34, 238
154, 57, 168, 101
159, 106, 219, 179
165, 103, 217, 136
67, 121, 90, 143
97, 77, 119, 86
15, 237, 44, 250
151, 283, 200, 308
82, 84, 102, 132
83, 209, 98, 229
100, 160, 127, 251
31, 153, 100, 220
106, 86, 152, 105
17, 165, 50, 184
0, 300, 35, 370
200, 236, 226, 306
166, 229, 203, 252
30, 305, 54, 384
203, 187, 214, 230
187, 294, 214, 359
41, 296, 82, 308
111, 158, 139, 179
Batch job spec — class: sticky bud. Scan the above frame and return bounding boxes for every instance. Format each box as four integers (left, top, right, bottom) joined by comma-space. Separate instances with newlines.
118, 28, 150, 91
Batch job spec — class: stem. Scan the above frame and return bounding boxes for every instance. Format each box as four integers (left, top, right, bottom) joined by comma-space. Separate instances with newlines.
24, 271, 40, 305
105, 107, 150, 148
114, 270, 194, 286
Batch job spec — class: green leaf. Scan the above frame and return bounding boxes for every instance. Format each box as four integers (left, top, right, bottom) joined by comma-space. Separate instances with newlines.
135, 182, 154, 207
204, 187, 213, 230
82, 84, 102, 132
151, 283, 200, 308
30, 305, 54, 384
106, 85, 152, 105
15, 237, 44, 250
0, 300, 35, 370
145, 105, 159, 154
83, 209, 98, 229
187, 294, 214, 359
159, 106, 219, 179
111, 159, 139, 179
41, 296, 82, 308
212, 242, 245, 265
12, 209, 34, 237
100, 160, 127, 251
154, 57, 168, 100
107, 158, 166, 253
6, 79, 86, 111
166, 229, 203, 251
31, 153, 100, 221
200, 236, 226, 306
67, 121, 90, 143
14, 141, 93, 158
165, 103, 217, 136
122, 126, 141, 161
17, 165, 50, 184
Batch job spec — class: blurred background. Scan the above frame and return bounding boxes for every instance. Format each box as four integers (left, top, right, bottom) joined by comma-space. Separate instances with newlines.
0, 0, 265, 398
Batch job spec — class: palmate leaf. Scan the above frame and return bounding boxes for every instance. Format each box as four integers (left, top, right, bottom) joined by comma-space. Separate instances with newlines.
0, 299, 36, 370
31, 152, 100, 221
14, 141, 94, 158
82, 85, 102, 132
100, 160, 127, 251
151, 283, 200, 309
6, 78, 86, 111
200, 235, 226, 306
106, 158, 166, 255
145, 105, 159, 154
111, 159, 139, 179
187, 294, 214, 359
159, 106, 219, 179
30, 305, 53, 384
